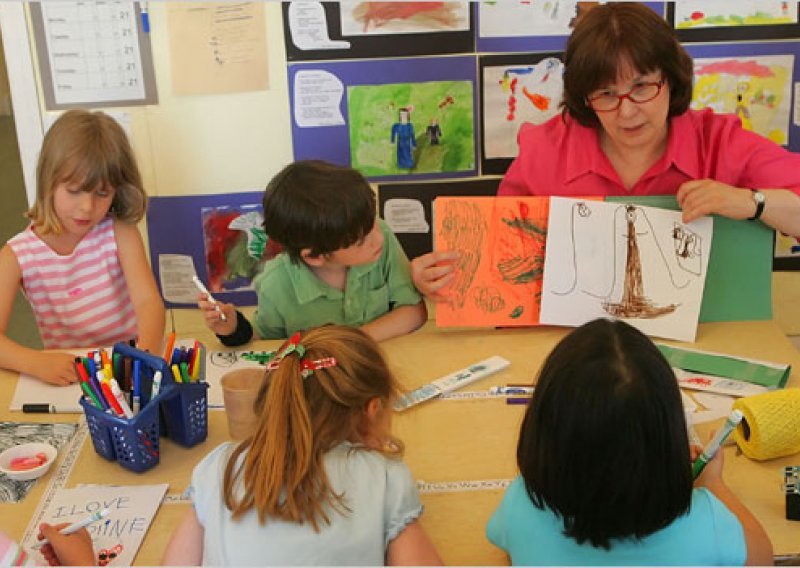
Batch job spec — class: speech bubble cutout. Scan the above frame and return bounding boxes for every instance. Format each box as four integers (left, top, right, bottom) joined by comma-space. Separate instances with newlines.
288, 2, 351, 50
384, 199, 430, 234
293, 70, 346, 128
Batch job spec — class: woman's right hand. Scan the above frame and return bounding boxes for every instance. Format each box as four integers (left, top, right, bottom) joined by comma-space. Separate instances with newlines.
197, 293, 236, 335
410, 251, 459, 302
30, 352, 80, 386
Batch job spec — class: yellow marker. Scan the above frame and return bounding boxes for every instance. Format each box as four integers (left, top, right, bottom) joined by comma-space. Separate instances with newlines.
171, 364, 182, 384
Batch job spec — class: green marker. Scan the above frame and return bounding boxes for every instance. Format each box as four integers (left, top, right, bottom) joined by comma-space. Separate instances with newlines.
692, 409, 743, 478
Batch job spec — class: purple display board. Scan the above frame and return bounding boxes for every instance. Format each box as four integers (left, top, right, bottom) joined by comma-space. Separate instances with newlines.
288, 56, 479, 182
146, 192, 265, 308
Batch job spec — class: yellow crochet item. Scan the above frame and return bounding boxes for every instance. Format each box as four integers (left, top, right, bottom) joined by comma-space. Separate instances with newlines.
733, 388, 800, 461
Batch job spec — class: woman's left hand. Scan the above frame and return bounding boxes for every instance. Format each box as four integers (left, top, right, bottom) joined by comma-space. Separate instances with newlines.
676, 179, 755, 223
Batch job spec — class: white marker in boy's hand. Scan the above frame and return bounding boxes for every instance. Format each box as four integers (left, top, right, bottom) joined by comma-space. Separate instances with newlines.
192, 276, 228, 322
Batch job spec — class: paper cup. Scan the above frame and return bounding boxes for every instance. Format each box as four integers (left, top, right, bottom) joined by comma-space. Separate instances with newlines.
220, 368, 265, 439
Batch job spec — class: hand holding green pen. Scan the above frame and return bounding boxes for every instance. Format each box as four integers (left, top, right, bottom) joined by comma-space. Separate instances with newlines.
692, 409, 743, 479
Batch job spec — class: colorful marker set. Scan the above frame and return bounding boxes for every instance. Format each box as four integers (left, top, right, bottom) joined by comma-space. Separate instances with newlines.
163, 334, 206, 385
80, 341, 209, 473
74, 343, 166, 418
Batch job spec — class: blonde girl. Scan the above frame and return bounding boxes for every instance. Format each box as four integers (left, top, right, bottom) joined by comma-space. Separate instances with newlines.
0, 109, 165, 385
162, 325, 442, 566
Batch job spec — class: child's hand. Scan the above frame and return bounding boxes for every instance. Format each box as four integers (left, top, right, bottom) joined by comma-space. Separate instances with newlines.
197, 293, 236, 335
410, 251, 459, 302
691, 433, 725, 488
31, 353, 79, 386
37, 522, 96, 566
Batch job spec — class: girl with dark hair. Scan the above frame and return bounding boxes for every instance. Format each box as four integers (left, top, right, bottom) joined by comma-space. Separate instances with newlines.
487, 318, 772, 565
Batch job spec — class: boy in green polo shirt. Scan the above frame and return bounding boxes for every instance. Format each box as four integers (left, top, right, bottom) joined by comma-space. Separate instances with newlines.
199, 160, 427, 344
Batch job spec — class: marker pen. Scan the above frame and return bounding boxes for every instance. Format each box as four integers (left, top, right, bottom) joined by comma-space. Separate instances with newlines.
132, 360, 141, 416
692, 409, 744, 478
110, 379, 134, 419
100, 382, 124, 416
151, 370, 162, 399
22, 403, 82, 414
32, 508, 110, 550
490, 386, 535, 395
192, 276, 228, 322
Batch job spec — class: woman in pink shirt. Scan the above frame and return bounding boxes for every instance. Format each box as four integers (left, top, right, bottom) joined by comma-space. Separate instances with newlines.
412, 3, 800, 298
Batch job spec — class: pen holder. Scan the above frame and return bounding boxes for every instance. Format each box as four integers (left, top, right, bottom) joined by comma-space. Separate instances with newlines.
160, 381, 209, 447
80, 391, 166, 473
80, 342, 209, 472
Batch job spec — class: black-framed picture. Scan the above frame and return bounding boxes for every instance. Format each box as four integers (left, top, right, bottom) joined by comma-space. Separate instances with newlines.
282, 2, 475, 61
667, 2, 800, 42
774, 231, 800, 271
479, 52, 565, 176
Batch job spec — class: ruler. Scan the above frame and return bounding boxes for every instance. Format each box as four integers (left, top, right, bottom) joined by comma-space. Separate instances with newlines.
20, 419, 89, 550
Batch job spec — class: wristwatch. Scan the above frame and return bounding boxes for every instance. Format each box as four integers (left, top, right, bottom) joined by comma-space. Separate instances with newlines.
748, 189, 765, 221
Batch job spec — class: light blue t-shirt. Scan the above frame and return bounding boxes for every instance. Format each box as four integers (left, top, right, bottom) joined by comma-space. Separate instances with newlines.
487, 476, 746, 566
190, 441, 422, 566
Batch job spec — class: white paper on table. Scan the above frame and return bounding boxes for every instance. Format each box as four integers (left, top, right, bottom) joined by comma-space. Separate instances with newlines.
23, 483, 168, 566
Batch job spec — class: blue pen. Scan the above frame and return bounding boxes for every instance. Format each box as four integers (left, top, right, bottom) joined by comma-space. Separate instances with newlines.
132, 360, 141, 416
170, 347, 181, 366
140, 2, 150, 33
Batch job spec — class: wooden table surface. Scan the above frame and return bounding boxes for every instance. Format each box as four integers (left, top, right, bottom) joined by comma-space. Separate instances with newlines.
1, 320, 799, 565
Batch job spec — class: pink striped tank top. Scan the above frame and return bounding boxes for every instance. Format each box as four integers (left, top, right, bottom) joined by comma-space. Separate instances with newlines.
7, 217, 138, 349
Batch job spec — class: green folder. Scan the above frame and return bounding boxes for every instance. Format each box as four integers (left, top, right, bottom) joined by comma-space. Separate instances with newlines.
657, 343, 791, 389
605, 195, 774, 322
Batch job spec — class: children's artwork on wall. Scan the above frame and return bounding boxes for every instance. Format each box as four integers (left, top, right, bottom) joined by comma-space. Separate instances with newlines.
23, 483, 168, 566
480, 53, 564, 174
433, 197, 549, 328
478, 1, 582, 38
684, 42, 800, 151
674, 1, 797, 28
148, 191, 277, 308
667, 2, 800, 41
540, 197, 714, 342
691, 54, 793, 145
282, 2, 474, 61
201, 205, 269, 293
0, 422, 77, 503
289, 56, 478, 181
774, 232, 800, 270
476, 2, 664, 53
348, 80, 474, 176
339, 1, 470, 35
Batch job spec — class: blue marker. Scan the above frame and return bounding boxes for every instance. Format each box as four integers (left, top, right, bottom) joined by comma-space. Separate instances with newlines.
132, 360, 141, 415
140, 2, 150, 33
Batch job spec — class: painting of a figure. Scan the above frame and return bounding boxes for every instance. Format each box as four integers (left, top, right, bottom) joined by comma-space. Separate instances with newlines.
691, 55, 793, 145
348, 80, 475, 176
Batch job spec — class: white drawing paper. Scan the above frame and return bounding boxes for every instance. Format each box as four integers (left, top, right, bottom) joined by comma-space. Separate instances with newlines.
23, 483, 168, 566
479, 1, 580, 37
540, 198, 713, 342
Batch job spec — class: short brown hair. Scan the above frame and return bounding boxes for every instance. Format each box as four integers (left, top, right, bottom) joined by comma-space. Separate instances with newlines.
28, 109, 147, 234
262, 160, 376, 263
562, 3, 694, 127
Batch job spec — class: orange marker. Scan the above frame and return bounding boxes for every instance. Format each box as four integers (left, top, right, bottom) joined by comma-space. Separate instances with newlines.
163, 332, 176, 364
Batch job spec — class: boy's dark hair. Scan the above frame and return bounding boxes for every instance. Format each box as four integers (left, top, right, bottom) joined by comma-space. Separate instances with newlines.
262, 160, 376, 262
517, 318, 692, 549
562, 2, 694, 127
